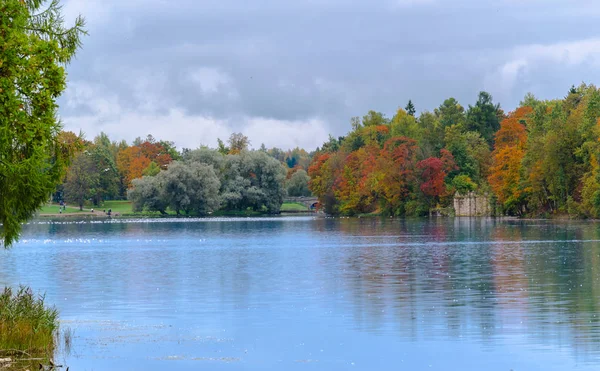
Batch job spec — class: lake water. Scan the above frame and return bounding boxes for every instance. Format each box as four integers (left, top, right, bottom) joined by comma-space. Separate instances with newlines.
2, 217, 600, 370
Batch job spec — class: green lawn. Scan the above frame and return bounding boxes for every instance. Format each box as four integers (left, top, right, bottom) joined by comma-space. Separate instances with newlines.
37, 201, 133, 215
98, 200, 133, 213
39, 200, 308, 216
38, 204, 87, 214
106, 201, 309, 213
280, 202, 310, 212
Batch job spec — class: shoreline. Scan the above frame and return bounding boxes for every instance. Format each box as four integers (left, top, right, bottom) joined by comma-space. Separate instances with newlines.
36, 210, 317, 219
38, 212, 113, 217
33, 212, 590, 222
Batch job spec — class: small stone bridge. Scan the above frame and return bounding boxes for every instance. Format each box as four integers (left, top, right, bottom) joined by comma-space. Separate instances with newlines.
283, 197, 319, 209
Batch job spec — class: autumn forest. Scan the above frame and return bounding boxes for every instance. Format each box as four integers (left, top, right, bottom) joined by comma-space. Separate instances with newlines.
56, 84, 600, 218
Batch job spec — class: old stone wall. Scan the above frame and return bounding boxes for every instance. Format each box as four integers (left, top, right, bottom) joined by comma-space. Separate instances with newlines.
453, 192, 491, 216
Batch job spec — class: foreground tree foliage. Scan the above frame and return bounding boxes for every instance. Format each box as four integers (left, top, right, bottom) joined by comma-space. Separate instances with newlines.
0, 0, 85, 246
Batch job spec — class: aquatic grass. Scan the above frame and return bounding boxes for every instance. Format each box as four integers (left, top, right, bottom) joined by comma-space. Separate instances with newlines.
0, 286, 58, 354
62, 326, 73, 356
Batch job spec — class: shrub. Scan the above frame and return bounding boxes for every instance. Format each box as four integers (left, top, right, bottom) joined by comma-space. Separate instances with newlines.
0, 286, 58, 353
451, 175, 477, 195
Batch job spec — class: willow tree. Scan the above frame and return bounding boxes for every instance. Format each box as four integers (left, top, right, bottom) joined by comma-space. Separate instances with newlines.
0, 0, 86, 246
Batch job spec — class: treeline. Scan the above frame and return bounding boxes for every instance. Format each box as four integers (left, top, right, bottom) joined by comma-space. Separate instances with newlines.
58, 83, 600, 218
308, 85, 600, 218
56, 132, 314, 212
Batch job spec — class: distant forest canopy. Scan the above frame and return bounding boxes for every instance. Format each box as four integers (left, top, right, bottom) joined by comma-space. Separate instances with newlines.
55, 132, 313, 213
309, 84, 600, 218
56, 83, 600, 217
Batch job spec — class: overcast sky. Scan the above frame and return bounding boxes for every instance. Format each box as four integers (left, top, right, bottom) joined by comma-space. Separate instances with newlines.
59, 0, 600, 150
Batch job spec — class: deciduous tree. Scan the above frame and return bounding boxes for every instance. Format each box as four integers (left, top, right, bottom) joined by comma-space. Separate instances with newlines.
64, 151, 99, 210
488, 109, 530, 215
228, 133, 250, 154
375, 137, 419, 214
286, 169, 311, 197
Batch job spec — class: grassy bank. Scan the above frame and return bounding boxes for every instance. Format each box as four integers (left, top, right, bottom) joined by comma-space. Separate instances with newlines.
100, 200, 134, 213
38, 204, 87, 214
280, 202, 310, 212
38, 201, 313, 217
0, 286, 58, 354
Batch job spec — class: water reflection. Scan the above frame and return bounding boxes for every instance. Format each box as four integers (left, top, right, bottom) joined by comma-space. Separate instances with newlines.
332, 218, 600, 363
1, 217, 600, 370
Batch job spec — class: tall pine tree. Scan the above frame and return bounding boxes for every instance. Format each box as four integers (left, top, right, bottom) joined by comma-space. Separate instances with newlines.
405, 100, 416, 116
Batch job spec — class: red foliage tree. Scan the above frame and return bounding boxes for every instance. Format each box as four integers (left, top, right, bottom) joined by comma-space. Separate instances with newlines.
418, 150, 457, 198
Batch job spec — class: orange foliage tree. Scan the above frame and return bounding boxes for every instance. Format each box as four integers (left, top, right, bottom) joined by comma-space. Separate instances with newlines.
488, 107, 531, 214
117, 140, 173, 187
335, 145, 379, 214
374, 137, 419, 213
308, 152, 345, 214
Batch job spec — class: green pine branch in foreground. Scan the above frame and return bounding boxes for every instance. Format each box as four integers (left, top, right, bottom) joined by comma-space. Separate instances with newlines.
0, 0, 86, 247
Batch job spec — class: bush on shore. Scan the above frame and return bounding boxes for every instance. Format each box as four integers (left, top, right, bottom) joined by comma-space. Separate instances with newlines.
0, 286, 58, 354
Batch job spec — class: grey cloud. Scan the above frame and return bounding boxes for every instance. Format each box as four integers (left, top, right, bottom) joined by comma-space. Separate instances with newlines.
61, 0, 600, 147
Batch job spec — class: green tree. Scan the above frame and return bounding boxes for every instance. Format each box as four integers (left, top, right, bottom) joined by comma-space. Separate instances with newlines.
63, 151, 99, 210
161, 162, 221, 215
418, 111, 445, 156
390, 108, 421, 140
466, 91, 502, 146
267, 147, 286, 162
183, 147, 225, 174
221, 151, 287, 213
320, 135, 344, 153
142, 161, 161, 177
520, 92, 540, 108
89, 143, 119, 204
159, 140, 181, 161
286, 169, 311, 197
405, 100, 416, 116
452, 174, 477, 195
0, 0, 86, 246
362, 110, 388, 127
217, 138, 229, 155
128, 175, 167, 215
435, 98, 465, 129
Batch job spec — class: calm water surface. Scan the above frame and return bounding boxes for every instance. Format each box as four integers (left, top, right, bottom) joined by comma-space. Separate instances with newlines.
2, 217, 600, 370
